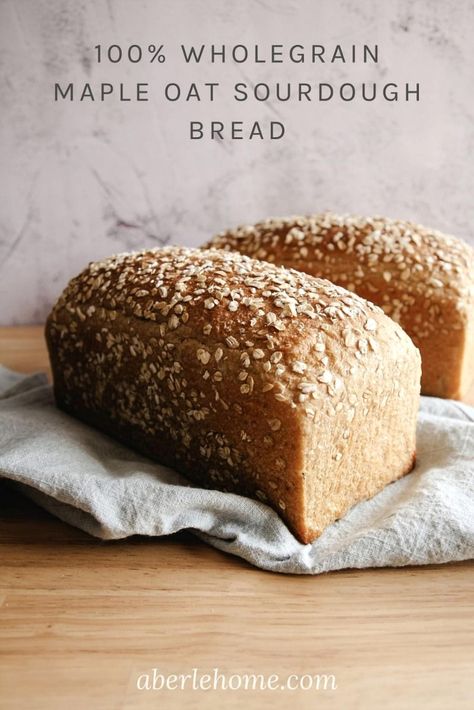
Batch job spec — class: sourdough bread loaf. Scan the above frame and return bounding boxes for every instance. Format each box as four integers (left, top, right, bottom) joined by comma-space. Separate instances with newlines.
205, 214, 474, 400
46, 246, 421, 543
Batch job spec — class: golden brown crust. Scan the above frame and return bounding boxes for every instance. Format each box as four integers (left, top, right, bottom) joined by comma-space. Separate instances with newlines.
205, 213, 474, 399
46, 246, 420, 543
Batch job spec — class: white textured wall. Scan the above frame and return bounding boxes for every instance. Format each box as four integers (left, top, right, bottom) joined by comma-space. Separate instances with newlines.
1, 0, 473, 324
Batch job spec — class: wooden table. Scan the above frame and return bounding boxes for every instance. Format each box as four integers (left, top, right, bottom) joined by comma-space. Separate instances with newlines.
1, 326, 473, 710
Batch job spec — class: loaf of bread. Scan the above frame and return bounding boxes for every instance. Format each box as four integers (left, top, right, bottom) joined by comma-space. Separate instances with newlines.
46, 246, 420, 543
205, 214, 474, 400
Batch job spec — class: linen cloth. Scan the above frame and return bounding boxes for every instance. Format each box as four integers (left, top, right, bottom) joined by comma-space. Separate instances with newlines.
0, 366, 472, 574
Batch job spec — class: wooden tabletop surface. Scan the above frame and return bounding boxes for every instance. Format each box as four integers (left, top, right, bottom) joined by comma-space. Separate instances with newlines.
1, 326, 473, 710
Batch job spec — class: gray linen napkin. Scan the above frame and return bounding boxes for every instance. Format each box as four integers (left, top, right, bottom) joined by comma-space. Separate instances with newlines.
0, 366, 472, 574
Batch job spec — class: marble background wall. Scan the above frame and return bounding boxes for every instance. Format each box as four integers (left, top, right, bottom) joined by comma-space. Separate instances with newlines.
1, 0, 473, 324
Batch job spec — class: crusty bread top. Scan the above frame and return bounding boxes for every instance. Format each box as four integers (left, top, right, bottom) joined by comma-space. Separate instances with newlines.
49, 246, 417, 423
206, 213, 474, 335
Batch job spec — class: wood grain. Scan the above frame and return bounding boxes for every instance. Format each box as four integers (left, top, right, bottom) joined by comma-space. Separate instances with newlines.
0, 326, 473, 710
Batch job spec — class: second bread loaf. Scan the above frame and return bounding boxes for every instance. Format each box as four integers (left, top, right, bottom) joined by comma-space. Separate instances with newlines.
205, 213, 474, 399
